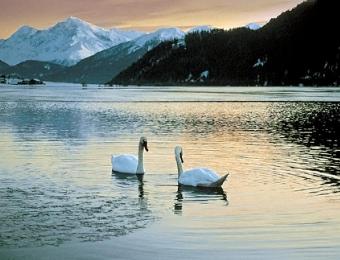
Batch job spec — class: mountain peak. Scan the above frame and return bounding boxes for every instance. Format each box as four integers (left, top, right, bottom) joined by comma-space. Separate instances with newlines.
152, 27, 185, 38
18, 25, 36, 31
245, 23, 262, 30
66, 16, 83, 22
9, 25, 37, 40
15, 25, 37, 34
0, 17, 143, 66
57, 16, 95, 30
134, 27, 185, 47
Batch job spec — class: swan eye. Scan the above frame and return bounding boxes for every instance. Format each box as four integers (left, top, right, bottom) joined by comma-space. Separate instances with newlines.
143, 140, 149, 151
180, 152, 184, 163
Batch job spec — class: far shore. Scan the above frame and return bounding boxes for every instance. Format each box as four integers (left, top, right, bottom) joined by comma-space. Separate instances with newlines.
1, 82, 340, 88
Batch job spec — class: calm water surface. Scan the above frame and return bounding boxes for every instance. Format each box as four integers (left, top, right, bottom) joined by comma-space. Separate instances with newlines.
0, 85, 340, 259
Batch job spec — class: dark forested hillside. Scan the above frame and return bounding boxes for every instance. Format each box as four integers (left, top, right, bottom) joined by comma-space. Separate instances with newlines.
0, 60, 10, 72
45, 41, 151, 84
111, 0, 339, 86
1, 60, 65, 80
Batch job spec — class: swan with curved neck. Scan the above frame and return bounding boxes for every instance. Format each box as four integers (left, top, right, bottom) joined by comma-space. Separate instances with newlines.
175, 146, 228, 187
111, 137, 148, 174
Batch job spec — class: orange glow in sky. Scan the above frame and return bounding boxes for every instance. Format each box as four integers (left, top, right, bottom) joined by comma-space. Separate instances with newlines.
0, 0, 304, 39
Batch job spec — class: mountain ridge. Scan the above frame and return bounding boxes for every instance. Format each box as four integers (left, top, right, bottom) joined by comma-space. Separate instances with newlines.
0, 60, 65, 79
45, 27, 186, 83
111, 0, 339, 86
0, 17, 144, 66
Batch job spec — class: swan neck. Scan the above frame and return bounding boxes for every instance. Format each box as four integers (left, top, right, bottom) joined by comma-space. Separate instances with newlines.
176, 154, 184, 177
136, 142, 144, 174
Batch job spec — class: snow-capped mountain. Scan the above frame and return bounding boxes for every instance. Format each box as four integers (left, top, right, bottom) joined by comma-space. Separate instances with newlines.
46, 27, 186, 83
134, 28, 185, 47
245, 23, 262, 30
0, 17, 144, 66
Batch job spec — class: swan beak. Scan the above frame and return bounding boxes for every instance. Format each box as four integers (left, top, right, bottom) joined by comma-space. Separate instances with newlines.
180, 152, 184, 163
144, 142, 149, 152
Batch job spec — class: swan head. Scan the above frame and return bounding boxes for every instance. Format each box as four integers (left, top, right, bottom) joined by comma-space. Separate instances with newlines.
140, 136, 148, 152
175, 146, 184, 163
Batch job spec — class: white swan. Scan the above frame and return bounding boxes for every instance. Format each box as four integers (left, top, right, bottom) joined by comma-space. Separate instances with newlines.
174, 146, 229, 187
111, 137, 148, 174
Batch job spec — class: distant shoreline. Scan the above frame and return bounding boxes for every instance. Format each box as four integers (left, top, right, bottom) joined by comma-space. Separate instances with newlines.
1, 82, 339, 88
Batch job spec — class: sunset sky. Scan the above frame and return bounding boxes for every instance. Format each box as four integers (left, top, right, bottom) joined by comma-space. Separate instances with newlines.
0, 0, 304, 39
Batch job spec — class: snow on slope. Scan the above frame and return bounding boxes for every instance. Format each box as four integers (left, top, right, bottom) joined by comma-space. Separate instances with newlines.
134, 28, 185, 47
126, 28, 185, 54
0, 17, 144, 66
187, 25, 213, 33
44, 27, 187, 83
245, 23, 262, 30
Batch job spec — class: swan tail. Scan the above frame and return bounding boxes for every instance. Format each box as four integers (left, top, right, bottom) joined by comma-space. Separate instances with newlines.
209, 173, 229, 187
111, 155, 116, 169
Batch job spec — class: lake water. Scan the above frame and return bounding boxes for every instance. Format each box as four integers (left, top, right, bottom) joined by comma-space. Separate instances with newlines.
1, 84, 340, 259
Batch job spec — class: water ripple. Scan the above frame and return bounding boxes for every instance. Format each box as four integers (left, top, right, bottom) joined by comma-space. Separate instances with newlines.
0, 96, 340, 257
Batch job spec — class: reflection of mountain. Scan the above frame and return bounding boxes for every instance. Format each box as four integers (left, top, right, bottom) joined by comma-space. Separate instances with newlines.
0, 102, 86, 140
0, 102, 264, 141
0, 102, 202, 143
0, 103, 150, 141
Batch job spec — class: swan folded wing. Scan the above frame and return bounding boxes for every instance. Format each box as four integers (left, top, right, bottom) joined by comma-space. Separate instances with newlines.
112, 154, 138, 174
179, 168, 220, 187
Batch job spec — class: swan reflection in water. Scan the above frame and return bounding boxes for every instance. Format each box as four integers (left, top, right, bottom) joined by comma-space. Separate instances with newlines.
112, 171, 145, 199
174, 184, 229, 215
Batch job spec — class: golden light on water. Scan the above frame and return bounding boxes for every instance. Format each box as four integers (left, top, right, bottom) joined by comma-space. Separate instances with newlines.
1, 92, 340, 256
